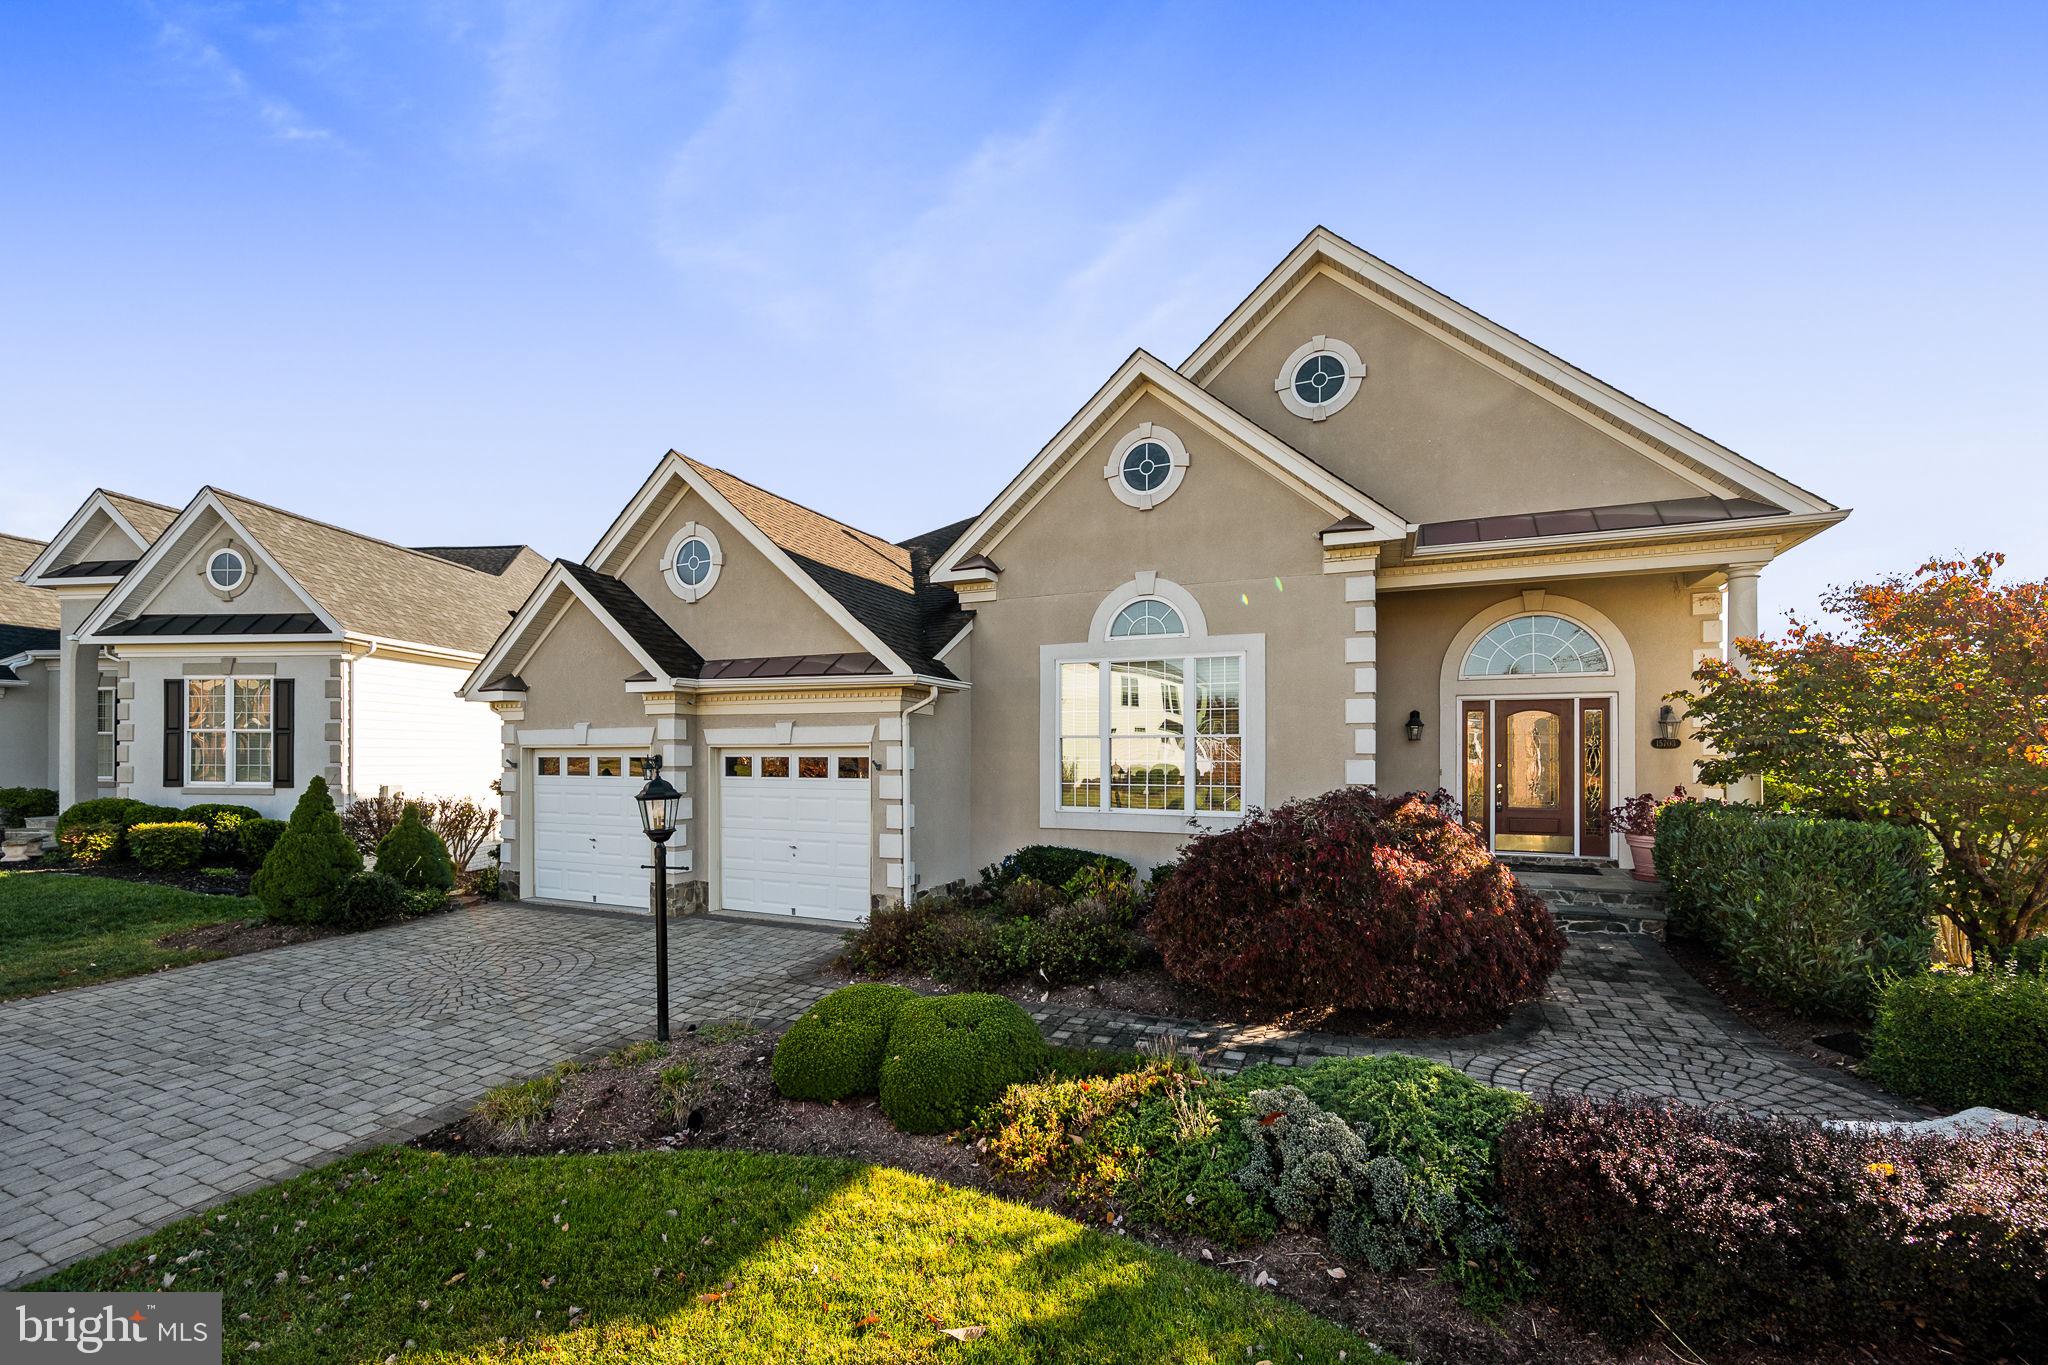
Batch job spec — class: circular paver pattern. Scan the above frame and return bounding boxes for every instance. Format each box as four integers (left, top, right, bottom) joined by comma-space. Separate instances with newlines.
298, 943, 595, 1021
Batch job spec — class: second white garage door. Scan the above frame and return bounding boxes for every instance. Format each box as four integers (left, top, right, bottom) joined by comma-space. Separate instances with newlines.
532, 752, 648, 909
719, 749, 872, 922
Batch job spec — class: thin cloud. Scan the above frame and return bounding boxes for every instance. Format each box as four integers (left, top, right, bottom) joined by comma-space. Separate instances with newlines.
153, 13, 346, 149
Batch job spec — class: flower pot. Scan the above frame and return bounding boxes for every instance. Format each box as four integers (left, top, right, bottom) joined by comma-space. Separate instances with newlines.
1624, 831, 1659, 882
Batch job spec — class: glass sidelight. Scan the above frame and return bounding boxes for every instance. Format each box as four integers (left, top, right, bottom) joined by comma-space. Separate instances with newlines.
1462, 696, 1611, 857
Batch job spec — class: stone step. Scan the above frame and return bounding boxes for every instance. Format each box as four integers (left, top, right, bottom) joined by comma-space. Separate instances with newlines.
1, 828, 52, 863
1514, 865, 1667, 938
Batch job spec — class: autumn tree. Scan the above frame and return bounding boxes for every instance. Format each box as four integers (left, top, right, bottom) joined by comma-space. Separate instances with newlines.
1680, 553, 2048, 954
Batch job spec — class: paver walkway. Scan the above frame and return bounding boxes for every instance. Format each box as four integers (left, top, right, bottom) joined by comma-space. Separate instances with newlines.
1, 903, 1917, 1286
1032, 935, 1920, 1122
0, 902, 837, 1285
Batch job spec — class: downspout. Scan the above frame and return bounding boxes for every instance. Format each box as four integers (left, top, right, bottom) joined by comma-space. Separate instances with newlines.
346, 637, 380, 803
899, 684, 940, 901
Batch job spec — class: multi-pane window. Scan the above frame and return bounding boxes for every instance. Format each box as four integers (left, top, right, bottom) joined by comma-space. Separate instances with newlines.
1463, 614, 1609, 677
188, 677, 272, 785
1059, 654, 1243, 814
95, 687, 115, 782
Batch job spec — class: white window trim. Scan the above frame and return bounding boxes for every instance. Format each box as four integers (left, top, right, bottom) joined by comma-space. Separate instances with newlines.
1040, 631, 1264, 834
1275, 335, 1366, 421
1103, 423, 1189, 510
1088, 573, 1209, 642
1457, 610, 1618, 681
204, 546, 255, 601
94, 685, 116, 783
662, 522, 724, 603
184, 675, 275, 789
1107, 597, 1188, 640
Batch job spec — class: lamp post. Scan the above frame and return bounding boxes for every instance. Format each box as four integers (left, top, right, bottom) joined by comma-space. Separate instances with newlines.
634, 754, 683, 1042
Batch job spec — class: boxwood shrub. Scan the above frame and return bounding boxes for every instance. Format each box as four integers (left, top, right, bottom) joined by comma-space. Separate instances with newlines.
1151, 788, 1564, 1019
980, 845, 1134, 892
54, 798, 181, 860
179, 803, 264, 863
237, 818, 287, 867
772, 983, 917, 1101
1655, 802, 1936, 1017
0, 786, 57, 824
1866, 967, 2048, 1115
1499, 1096, 2048, 1355
326, 869, 411, 930
878, 992, 1046, 1134
127, 821, 207, 872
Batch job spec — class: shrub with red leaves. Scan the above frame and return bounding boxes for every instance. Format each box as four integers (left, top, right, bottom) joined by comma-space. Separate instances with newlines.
1499, 1096, 2048, 1355
1149, 788, 1564, 1019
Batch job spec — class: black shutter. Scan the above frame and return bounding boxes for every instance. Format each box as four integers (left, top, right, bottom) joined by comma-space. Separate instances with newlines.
163, 679, 184, 786
272, 678, 295, 788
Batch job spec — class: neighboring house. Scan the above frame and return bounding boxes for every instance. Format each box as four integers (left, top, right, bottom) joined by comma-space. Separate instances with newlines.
12, 487, 546, 819
461, 227, 1842, 922
0, 533, 64, 788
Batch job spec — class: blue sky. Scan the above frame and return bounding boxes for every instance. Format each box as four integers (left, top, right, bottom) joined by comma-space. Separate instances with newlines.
3, 1, 2043, 623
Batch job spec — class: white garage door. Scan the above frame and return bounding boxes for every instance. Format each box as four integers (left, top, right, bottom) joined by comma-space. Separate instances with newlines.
719, 749, 872, 922
532, 752, 649, 909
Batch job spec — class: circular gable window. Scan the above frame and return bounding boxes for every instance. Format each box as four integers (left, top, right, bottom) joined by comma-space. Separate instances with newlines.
206, 548, 249, 597
1275, 335, 1365, 420
663, 523, 723, 603
1103, 424, 1189, 510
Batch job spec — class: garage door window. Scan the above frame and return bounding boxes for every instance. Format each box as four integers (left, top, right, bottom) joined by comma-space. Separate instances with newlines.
725, 756, 753, 777
798, 756, 830, 778
838, 756, 870, 778
762, 756, 790, 777
538, 756, 560, 775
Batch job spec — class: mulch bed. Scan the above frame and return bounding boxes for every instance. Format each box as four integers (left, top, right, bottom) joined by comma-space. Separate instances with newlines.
836, 962, 1515, 1041
414, 1026, 1951, 1365
155, 918, 335, 955
46, 862, 255, 897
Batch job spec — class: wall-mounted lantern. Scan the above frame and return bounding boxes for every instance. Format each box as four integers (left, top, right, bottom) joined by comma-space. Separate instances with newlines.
1652, 705, 1682, 749
1404, 709, 1425, 742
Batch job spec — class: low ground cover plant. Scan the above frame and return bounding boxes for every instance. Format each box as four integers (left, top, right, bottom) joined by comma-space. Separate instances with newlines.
1152, 788, 1564, 1020
1656, 801, 1934, 1016
1499, 1095, 2048, 1355
1866, 964, 2048, 1114
841, 845, 1147, 989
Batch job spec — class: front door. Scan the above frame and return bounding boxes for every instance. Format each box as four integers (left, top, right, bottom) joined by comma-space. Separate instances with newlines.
1494, 699, 1573, 854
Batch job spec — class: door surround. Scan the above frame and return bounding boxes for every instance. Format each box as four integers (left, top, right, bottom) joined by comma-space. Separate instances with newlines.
1438, 594, 1634, 860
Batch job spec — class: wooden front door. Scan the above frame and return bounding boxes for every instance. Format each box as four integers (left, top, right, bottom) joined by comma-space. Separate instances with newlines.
1494, 699, 1574, 854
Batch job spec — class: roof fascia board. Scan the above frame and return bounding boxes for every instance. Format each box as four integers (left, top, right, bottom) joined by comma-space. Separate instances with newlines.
1180, 230, 1834, 516
461, 564, 671, 699
588, 453, 915, 675
77, 492, 345, 641
933, 619, 972, 663
18, 491, 154, 584
932, 353, 1406, 584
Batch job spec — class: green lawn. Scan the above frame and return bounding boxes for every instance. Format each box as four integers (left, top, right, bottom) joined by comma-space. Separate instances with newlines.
0, 870, 261, 998
37, 1147, 1382, 1364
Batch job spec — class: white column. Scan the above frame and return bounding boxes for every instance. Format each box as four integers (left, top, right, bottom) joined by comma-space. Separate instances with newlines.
1723, 564, 1765, 802
1343, 559, 1378, 785
1725, 564, 1763, 674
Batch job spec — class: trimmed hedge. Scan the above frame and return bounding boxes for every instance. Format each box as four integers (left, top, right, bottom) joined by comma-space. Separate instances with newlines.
180, 803, 263, 864
1151, 788, 1564, 1019
771, 983, 917, 1101
54, 798, 181, 860
373, 805, 456, 891
251, 777, 362, 924
1866, 967, 2048, 1115
1499, 1096, 2048, 1355
238, 818, 287, 866
1655, 802, 1935, 1017
0, 786, 57, 823
127, 821, 207, 872
878, 992, 1046, 1134
326, 870, 411, 930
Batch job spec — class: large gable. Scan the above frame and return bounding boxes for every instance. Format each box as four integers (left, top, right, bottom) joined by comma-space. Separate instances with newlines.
1183, 227, 1837, 525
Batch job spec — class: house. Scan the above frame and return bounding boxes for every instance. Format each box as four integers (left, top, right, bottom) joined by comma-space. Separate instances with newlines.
464, 225, 1842, 921
0, 533, 64, 788
12, 487, 547, 819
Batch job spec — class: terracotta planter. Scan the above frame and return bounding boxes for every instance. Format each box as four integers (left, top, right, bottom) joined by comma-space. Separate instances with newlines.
1624, 831, 1659, 882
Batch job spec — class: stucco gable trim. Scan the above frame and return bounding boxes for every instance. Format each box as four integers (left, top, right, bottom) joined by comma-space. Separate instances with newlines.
581, 452, 916, 676
18, 490, 162, 585
1179, 227, 1837, 516
460, 563, 675, 699
930, 351, 1409, 585
76, 491, 343, 642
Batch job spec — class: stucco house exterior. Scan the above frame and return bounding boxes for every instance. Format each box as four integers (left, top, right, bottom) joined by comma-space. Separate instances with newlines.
11, 487, 546, 819
464, 226, 1843, 921
0, 532, 64, 788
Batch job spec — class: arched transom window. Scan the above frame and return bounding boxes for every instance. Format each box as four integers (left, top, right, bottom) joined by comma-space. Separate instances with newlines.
1462, 614, 1610, 677
1107, 598, 1186, 639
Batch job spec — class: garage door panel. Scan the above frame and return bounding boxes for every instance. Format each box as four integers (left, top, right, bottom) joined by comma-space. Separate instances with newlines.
533, 751, 648, 910
721, 748, 871, 923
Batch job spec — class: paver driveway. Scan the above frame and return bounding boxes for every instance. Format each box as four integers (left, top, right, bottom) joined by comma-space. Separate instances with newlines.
0, 902, 837, 1286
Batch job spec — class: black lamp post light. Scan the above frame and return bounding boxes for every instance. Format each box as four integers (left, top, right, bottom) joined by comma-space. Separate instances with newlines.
634, 754, 683, 1042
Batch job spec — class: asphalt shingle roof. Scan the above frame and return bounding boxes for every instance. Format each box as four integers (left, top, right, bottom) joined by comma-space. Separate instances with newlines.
557, 561, 705, 681
207, 491, 549, 654
0, 534, 60, 647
